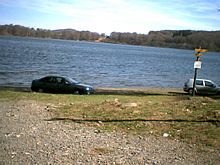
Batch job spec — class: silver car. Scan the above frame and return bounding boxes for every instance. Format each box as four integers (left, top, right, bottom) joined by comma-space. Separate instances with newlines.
183, 79, 220, 95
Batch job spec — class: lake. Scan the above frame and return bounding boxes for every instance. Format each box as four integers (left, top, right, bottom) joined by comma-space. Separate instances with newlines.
0, 36, 219, 88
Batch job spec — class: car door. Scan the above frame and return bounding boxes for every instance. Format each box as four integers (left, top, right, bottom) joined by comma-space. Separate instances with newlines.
195, 80, 205, 94
45, 77, 57, 93
56, 77, 68, 93
56, 77, 75, 93
39, 77, 53, 92
204, 81, 218, 94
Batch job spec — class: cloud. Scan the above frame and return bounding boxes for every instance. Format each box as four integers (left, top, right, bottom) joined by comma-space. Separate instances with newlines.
1, 0, 220, 33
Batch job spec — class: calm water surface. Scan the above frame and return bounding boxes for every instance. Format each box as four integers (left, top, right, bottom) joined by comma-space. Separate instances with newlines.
0, 36, 220, 88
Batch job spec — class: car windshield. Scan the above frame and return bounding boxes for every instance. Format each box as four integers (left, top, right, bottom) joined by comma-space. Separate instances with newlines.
66, 77, 79, 84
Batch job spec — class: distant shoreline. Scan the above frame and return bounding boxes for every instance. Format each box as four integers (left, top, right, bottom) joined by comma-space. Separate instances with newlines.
1, 24, 220, 52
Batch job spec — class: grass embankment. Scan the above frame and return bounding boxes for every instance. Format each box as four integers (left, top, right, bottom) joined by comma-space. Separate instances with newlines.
1, 90, 220, 148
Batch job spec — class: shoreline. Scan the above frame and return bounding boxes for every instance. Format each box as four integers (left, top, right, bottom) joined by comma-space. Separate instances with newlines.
0, 85, 184, 95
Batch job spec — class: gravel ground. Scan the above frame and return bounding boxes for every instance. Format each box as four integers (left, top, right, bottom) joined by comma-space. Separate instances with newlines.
0, 99, 219, 164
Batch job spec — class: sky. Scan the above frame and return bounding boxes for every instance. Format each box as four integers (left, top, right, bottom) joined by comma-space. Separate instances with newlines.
0, 0, 220, 35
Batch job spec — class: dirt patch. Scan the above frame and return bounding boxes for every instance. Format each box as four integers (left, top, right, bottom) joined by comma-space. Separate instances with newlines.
0, 99, 219, 164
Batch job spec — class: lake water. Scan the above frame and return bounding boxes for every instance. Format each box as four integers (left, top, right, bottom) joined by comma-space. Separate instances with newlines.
0, 36, 220, 88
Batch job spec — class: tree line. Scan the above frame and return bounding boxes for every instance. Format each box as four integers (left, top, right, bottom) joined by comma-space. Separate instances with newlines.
0, 24, 102, 41
104, 30, 220, 51
1, 24, 220, 51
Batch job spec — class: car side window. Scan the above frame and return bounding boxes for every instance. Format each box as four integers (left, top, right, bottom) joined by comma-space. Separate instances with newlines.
56, 77, 63, 84
61, 78, 66, 84
41, 77, 51, 83
49, 77, 56, 83
205, 81, 215, 88
62, 78, 69, 84
196, 80, 203, 86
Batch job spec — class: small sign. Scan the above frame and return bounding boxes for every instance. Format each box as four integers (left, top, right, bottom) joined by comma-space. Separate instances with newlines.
195, 48, 208, 53
194, 61, 202, 69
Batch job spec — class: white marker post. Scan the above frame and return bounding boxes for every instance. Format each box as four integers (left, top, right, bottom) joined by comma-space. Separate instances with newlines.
192, 48, 208, 96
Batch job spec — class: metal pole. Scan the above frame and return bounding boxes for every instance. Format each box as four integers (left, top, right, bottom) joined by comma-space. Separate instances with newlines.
192, 56, 199, 96
192, 69, 197, 96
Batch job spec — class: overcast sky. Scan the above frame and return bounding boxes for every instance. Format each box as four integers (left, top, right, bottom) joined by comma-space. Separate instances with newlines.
0, 0, 220, 34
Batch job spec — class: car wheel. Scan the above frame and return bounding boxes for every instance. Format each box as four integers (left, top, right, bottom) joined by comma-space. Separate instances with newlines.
31, 87, 40, 92
31, 87, 37, 92
38, 88, 44, 92
74, 90, 80, 94
78, 90, 84, 95
188, 88, 194, 96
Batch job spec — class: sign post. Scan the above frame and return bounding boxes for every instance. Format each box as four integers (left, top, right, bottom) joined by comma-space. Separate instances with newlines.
192, 48, 208, 96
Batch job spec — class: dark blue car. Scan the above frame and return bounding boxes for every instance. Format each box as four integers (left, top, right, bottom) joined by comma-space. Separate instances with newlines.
31, 76, 94, 95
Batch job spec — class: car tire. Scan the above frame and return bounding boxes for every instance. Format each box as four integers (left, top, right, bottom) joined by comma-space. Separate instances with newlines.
38, 88, 44, 92
31, 87, 39, 92
188, 88, 194, 96
74, 90, 80, 94
78, 90, 84, 95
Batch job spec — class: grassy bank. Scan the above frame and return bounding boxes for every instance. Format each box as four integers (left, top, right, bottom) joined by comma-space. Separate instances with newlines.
1, 90, 219, 148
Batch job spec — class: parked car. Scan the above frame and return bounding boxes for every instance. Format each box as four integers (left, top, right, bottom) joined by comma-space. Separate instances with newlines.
183, 79, 220, 95
31, 76, 95, 95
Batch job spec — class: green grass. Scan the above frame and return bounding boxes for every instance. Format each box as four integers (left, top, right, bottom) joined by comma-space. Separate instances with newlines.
1, 90, 220, 148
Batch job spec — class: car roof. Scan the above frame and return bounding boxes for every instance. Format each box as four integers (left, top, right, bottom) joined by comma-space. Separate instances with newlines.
189, 78, 213, 82
42, 76, 79, 82
43, 75, 67, 79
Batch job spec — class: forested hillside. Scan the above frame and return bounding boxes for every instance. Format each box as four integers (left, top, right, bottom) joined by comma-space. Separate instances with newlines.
1, 24, 220, 51
104, 30, 220, 51
0, 24, 102, 41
